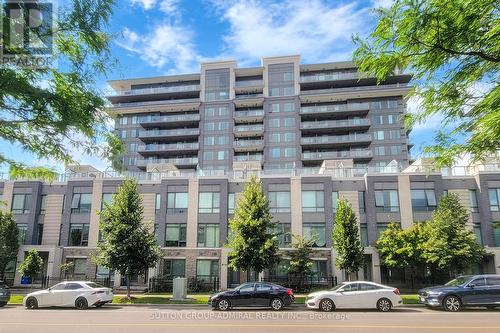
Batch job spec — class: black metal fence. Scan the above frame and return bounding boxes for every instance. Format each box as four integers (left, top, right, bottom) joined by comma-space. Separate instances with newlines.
148, 276, 219, 293
260, 276, 337, 292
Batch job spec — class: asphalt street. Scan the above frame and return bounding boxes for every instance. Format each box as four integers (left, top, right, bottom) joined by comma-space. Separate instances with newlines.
1, 304, 499, 333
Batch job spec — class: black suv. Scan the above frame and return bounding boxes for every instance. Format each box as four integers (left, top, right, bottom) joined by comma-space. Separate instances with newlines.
209, 282, 294, 311
418, 275, 500, 311
0, 281, 10, 307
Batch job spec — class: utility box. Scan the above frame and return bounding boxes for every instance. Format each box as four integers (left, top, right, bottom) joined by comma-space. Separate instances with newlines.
172, 277, 187, 300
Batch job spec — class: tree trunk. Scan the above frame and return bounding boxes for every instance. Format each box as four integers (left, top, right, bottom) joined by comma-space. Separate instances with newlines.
126, 274, 131, 300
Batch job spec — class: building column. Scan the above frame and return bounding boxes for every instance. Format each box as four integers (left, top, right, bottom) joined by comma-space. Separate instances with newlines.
398, 175, 413, 229
493, 248, 500, 275
1, 181, 14, 212
13, 247, 25, 286
368, 247, 382, 283
88, 179, 103, 248
220, 248, 230, 290
290, 177, 302, 236
186, 179, 199, 248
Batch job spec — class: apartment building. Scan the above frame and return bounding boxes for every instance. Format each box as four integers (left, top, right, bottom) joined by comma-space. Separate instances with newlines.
108, 55, 412, 174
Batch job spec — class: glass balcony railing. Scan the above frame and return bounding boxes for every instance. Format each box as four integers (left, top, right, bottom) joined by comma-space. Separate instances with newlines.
234, 124, 264, 132
234, 110, 264, 118
302, 150, 373, 160
234, 140, 264, 148
112, 84, 200, 96
300, 72, 359, 83
234, 154, 263, 162
301, 133, 372, 145
139, 114, 200, 124
138, 128, 200, 138
110, 98, 200, 108
234, 93, 264, 99
138, 143, 199, 152
235, 80, 264, 88
137, 157, 199, 167
300, 102, 370, 114
300, 119, 370, 130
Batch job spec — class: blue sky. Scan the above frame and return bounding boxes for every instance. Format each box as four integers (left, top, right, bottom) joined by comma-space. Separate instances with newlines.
1, 0, 443, 173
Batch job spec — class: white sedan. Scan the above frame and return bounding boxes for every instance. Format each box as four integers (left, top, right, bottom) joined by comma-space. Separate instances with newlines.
306, 281, 403, 312
23, 281, 113, 310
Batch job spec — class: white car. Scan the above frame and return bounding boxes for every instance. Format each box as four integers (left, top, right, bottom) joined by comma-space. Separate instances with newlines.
306, 281, 403, 312
23, 281, 113, 310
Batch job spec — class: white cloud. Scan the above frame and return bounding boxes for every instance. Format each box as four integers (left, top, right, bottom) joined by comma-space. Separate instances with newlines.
129, 0, 180, 15
130, 0, 157, 10
211, 0, 369, 64
371, 0, 394, 8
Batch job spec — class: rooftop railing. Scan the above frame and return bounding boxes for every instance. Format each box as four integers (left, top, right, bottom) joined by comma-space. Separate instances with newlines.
109, 84, 200, 96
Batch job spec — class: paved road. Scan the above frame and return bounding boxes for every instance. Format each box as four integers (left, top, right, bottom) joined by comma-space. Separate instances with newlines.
1, 304, 500, 333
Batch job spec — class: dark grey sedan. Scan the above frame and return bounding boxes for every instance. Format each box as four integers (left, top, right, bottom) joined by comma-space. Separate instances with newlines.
0, 282, 11, 307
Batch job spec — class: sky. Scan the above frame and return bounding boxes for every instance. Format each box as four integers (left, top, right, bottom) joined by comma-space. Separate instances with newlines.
0, 0, 443, 174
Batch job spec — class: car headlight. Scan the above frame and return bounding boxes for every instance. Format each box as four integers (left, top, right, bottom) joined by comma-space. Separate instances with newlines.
427, 291, 443, 296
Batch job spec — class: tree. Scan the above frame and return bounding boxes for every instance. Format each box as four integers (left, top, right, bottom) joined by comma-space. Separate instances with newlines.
287, 235, 315, 282
96, 179, 161, 299
0, 211, 19, 279
332, 198, 364, 280
353, 0, 499, 166
422, 193, 485, 276
18, 249, 43, 285
227, 176, 279, 277
0, 0, 123, 180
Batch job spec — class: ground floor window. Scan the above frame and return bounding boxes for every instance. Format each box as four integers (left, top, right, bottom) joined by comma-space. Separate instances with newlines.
64, 258, 87, 279
269, 260, 290, 278
69, 224, 89, 246
302, 224, 326, 247
196, 259, 218, 281
311, 260, 327, 277
162, 259, 186, 278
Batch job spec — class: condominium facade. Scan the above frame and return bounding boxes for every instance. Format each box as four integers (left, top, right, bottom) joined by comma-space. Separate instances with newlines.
1, 56, 499, 290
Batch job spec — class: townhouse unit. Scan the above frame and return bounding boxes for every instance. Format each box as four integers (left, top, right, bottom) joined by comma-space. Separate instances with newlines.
1, 160, 500, 290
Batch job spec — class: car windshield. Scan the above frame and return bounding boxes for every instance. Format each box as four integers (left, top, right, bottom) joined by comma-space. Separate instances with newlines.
445, 276, 472, 287
329, 283, 346, 291
85, 282, 104, 288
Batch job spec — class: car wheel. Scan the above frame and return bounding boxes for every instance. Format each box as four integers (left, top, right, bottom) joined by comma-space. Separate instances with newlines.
443, 296, 461, 312
270, 298, 284, 311
377, 298, 392, 312
217, 299, 230, 311
319, 299, 335, 312
0, 302, 7, 307
75, 297, 88, 310
25, 297, 38, 310
486, 306, 497, 310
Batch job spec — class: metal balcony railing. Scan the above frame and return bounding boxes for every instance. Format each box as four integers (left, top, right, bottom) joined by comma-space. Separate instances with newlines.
300, 118, 370, 129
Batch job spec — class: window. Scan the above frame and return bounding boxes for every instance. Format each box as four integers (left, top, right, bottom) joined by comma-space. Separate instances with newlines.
390, 145, 402, 156
269, 133, 280, 143
155, 194, 161, 211
486, 277, 500, 286
196, 259, 219, 279
256, 283, 272, 291
270, 103, 280, 113
489, 188, 500, 211
65, 258, 87, 279
332, 191, 339, 212
119, 116, 128, 125
65, 283, 84, 290
270, 87, 279, 96
162, 259, 185, 277
238, 283, 255, 293
228, 193, 235, 214
268, 191, 291, 213
387, 114, 398, 124
197, 224, 220, 247
284, 132, 295, 141
303, 224, 326, 247
101, 193, 113, 210
389, 130, 401, 139
217, 151, 226, 160
199, 192, 220, 213
359, 283, 379, 290
374, 146, 386, 156
283, 87, 294, 96
167, 192, 188, 213
470, 277, 486, 287
165, 224, 187, 247
203, 151, 214, 161
40, 195, 47, 214
271, 148, 280, 158
373, 131, 384, 140
302, 190, 325, 212
494, 227, 500, 247
375, 190, 399, 212
411, 189, 437, 211
17, 224, 28, 245
284, 102, 294, 112
36, 224, 43, 245
12, 194, 31, 214
284, 118, 295, 127
358, 191, 366, 213
269, 118, 280, 128
71, 193, 92, 213
284, 148, 296, 158
473, 225, 483, 246
469, 190, 479, 213
360, 224, 368, 247
95, 265, 114, 279
276, 223, 291, 247
69, 224, 90, 246
270, 260, 290, 278
311, 260, 327, 277
283, 72, 293, 81
373, 115, 384, 125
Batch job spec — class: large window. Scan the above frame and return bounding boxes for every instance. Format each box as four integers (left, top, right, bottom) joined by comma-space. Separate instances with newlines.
65, 258, 87, 279
199, 192, 220, 213
276, 223, 291, 247
167, 192, 188, 214
489, 188, 500, 211
360, 224, 368, 247
17, 224, 28, 245
228, 193, 235, 214
493, 226, 500, 247
196, 259, 219, 280
332, 191, 339, 212
268, 191, 291, 213
374, 190, 399, 212
101, 193, 113, 210
302, 191, 325, 212
358, 191, 366, 213
69, 224, 89, 246
411, 189, 437, 212
303, 223, 326, 247
473, 225, 483, 246
469, 190, 479, 213
165, 224, 187, 247
311, 260, 327, 277
40, 195, 47, 214
12, 194, 31, 214
270, 260, 290, 278
197, 224, 220, 247
36, 224, 43, 245
71, 193, 92, 213
162, 259, 185, 278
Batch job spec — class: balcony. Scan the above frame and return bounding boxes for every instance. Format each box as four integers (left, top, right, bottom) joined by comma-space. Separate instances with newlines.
299, 84, 411, 104
300, 102, 370, 116
234, 93, 264, 108
112, 84, 200, 96
234, 154, 263, 162
107, 85, 200, 104
234, 124, 264, 138
234, 80, 264, 94
137, 142, 199, 156
138, 128, 199, 141
302, 150, 373, 162
108, 98, 200, 113
233, 139, 264, 152
139, 113, 200, 128
300, 119, 370, 133
233, 109, 264, 123
301, 133, 372, 148
300, 71, 359, 83
137, 157, 199, 169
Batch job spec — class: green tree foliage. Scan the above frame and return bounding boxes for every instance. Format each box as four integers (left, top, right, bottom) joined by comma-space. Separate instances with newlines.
0, 0, 124, 180
227, 176, 279, 275
353, 0, 499, 166
18, 249, 43, 284
96, 179, 161, 299
287, 235, 315, 280
0, 211, 19, 278
332, 198, 364, 279
422, 193, 485, 275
